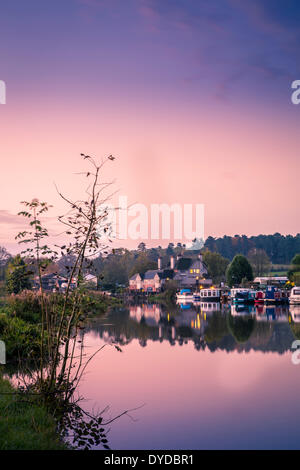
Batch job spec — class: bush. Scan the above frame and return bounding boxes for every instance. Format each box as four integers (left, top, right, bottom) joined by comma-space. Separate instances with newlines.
7, 290, 42, 323
0, 314, 43, 360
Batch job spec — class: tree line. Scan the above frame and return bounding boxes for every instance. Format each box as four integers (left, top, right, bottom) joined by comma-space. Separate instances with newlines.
204, 233, 300, 264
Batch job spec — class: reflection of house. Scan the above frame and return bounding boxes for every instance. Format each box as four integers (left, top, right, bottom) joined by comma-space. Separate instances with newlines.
129, 253, 212, 292
130, 304, 161, 325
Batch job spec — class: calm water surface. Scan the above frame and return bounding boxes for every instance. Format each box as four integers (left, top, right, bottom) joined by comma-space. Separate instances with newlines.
77, 302, 300, 449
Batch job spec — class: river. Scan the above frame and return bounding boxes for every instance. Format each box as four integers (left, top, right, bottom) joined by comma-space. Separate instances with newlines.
75, 301, 300, 449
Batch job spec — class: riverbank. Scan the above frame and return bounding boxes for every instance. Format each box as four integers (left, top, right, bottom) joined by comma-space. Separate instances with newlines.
0, 374, 67, 450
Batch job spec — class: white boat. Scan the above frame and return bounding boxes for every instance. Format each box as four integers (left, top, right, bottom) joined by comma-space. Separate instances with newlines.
176, 289, 194, 301
290, 287, 300, 304
200, 288, 221, 301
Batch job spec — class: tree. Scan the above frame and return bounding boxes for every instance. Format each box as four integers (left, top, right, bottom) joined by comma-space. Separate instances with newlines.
202, 251, 229, 283
226, 254, 253, 287
6, 255, 32, 293
137, 242, 146, 252
288, 253, 300, 282
0, 246, 11, 266
0, 246, 11, 281
248, 248, 271, 277
129, 252, 156, 277
291, 254, 300, 266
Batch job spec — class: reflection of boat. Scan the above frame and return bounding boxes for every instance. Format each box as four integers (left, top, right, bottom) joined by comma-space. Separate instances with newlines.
231, 304, 255, 316
290, 287, 300, 305
176, 289, 194, 301
255, 304, 289, 322
178, 302, 193, 310
290, 304, 300, 322
200, 302, 220, 314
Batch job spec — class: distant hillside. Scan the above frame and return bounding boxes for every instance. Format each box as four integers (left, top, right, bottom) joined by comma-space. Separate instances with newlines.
204, 233, 300, 264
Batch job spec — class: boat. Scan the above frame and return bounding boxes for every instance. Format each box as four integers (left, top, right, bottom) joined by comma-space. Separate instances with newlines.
264, 286, 282, 303
176, 289, 194, 302
232, 289, 255, 304
199, 288, 221, 301
255, 291, 264, 303
193, 292, 201, 301
230, 288, 250, 300
289, 286, 300, 305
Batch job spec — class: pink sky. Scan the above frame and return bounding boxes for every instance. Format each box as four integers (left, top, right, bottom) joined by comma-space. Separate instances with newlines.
1, 93, 299, 253
1, 0, 300, 253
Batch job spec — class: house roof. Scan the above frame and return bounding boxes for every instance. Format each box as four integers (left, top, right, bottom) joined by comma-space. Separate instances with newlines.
129, 273, 143, 281
144, 270, 160, 280
176, 257, 193, 270
84, 274, 97, 281
158, 269, 174, 280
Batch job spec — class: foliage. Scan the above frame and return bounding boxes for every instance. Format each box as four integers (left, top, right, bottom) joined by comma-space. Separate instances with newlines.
0, 314, 45, 359
11, 154, 128, 450
288, 253, 300, 282
226, 255, 253, 287
0, 375, 67, 450
128, 252, 157, 278
291, 254, 300, 266
204, 233, 300, 264
248, 248, 271, 277
5, 255, 32, 294
202, 250, 229, 282
150, 280, 178, 304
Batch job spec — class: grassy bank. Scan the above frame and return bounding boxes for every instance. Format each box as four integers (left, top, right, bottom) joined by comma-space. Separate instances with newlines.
0, 288, 121, 449
0, 374, 67, 450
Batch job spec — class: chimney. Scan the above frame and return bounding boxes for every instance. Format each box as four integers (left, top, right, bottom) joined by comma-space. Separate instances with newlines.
170, 255, 175, 269
158, 257, 162, 270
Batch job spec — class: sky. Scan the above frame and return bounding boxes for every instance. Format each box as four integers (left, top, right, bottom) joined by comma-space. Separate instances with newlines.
0, 0, 300, 253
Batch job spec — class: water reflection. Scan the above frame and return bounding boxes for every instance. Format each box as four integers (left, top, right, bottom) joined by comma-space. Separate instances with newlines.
84, 302, 297, 354
76, 302, 300, 450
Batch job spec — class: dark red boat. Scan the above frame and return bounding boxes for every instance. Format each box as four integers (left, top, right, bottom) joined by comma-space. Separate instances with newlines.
255, 291, 264, 303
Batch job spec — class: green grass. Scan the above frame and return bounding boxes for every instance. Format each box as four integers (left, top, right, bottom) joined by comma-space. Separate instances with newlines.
269, 271, 288, 276
0, 374, 67, 450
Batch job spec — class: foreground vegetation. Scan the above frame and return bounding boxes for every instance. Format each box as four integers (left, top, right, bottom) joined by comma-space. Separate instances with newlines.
0, 375, 67, 450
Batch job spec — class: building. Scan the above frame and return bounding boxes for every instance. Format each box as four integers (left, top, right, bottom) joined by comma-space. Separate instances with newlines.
254, 276, 288, 286
83, 273, 98, 286
129, 253, 212, 292
33, 273, 77, 292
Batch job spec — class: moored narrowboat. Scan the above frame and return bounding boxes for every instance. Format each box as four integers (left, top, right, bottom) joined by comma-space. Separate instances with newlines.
264, 286, 282, 303
255, 291, 264, 303
199, 288, 221, 301
232, 289, 255, 304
